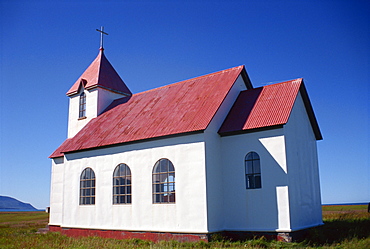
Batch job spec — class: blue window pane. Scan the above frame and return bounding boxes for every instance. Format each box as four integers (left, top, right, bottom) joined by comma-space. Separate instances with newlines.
119, 164, 126, 176
127, 185, 131, 194
246, 153, 254, 161
253, 160, 261, 174
113, 167, 120, 177
114, 178, 120, 185
159, 160, 168, 172
246, 161, 254, 174
255, 175, 262, 188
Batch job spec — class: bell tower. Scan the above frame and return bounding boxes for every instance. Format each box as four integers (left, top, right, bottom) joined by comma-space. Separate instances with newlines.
66, 28, 131, 138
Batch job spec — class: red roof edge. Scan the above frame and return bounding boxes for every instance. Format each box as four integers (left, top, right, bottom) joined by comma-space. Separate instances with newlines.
49, 138, 72, 158
240, 66, 253, 90
219, 124, 285, 137
54, 130, 205, 157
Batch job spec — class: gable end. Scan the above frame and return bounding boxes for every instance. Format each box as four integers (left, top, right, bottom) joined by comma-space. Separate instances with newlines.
218, 79, 322, 140
298, 83, 322, 140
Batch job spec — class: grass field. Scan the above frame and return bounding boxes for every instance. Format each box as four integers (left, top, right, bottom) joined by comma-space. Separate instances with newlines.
322, 204, 367, 212
0, 205, 369, 248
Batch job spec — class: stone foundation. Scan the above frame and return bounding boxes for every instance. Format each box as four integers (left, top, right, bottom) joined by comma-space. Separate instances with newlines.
48, 225, 309, 242
48, 225, 208, 242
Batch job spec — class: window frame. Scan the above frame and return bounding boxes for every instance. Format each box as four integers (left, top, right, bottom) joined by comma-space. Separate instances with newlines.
80, 167, 96, 205
113, 163, 132, 204
79, 92, 86, 119
245, 152, 262, 189
152, 158, 175, 204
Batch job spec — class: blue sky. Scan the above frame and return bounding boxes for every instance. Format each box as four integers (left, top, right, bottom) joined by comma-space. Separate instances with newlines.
0, 0, 369, 209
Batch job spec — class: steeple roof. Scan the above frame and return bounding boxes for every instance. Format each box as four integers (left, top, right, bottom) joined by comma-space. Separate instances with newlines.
66, 49, 131, 96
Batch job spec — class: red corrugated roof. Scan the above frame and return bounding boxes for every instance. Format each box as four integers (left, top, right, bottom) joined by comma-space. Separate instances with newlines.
50, 66, 245, 158
218, 78, 322, 140
66, 49, 132, 96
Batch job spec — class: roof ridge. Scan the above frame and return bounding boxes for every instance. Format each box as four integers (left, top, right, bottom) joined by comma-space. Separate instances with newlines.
96, 49, 104, 78
259, 78, 303, 88
134, 65, 244, 96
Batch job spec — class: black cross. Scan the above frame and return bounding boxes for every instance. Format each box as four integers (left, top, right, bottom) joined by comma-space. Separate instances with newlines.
96, 26, 108, 49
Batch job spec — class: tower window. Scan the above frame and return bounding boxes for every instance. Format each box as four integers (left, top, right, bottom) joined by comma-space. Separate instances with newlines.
79, 92, 86, 119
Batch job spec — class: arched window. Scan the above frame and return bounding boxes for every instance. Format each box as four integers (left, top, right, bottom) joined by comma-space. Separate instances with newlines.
80, 168, 95, 205
113, 164, 132, 204
79, 92, 86, 119
152, 159, 175, 203
245, 152, 262, 189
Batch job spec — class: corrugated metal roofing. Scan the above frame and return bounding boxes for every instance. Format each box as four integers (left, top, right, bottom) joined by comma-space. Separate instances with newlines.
218, 78, 322, 140
50, 66, 245, 158
66, 49, 132, 96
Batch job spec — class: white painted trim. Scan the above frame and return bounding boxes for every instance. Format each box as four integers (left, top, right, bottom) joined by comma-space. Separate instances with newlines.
276, 186, 291, 231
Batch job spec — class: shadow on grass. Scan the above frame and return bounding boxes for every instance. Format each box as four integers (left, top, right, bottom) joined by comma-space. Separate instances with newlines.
304, 217, 370, 245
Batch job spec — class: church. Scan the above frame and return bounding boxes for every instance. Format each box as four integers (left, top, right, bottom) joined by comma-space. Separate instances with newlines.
49, 44, 323, 241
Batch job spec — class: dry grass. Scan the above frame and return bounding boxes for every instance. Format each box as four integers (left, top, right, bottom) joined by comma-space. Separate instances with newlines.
0, 206, 369, 248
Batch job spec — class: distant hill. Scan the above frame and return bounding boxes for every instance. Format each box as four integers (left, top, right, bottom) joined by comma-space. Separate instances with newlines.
0, 196, 37, 210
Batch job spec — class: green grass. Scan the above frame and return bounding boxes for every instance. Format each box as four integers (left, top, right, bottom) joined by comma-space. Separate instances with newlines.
0, 206, 369, 248
322, 204, 367, 211
0, 211, 49, 223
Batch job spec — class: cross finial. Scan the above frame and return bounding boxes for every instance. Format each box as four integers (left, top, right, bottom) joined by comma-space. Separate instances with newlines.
96, 26, 108, 50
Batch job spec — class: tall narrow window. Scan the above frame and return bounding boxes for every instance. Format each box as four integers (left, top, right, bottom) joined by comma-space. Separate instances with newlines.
113, 164, 132, 204
80, 168, 95, 205
245, 152, 262, 189
79, 92, 86, 119
152, 159, 175, 203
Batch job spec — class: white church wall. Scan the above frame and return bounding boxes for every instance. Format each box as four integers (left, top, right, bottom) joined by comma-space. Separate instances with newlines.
49, 157, 64, 226
203, 75, 247, 232
203, 131, 223, 232
96, 88, 127, 115
67, 89, 97, 138
59, 133, 209, 233
259, 135, 291, 232
68, 88, 125, 138
68, 91, 89, 138
284, 92, 323, 230
220, 128, 291, 232
205, 75, 248, 134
